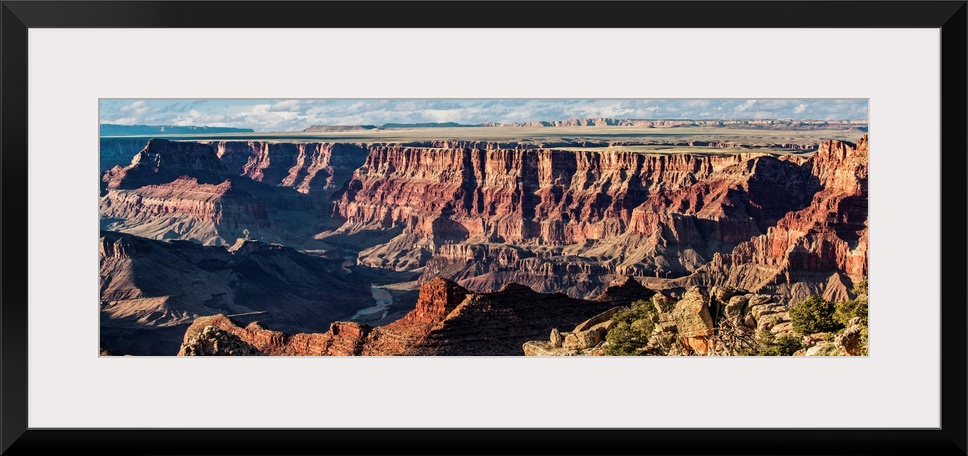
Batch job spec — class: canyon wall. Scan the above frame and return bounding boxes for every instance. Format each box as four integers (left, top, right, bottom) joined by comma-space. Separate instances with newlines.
102, 135, 868, 356
327, 145, 827, 299
657, 137, 869, 304
102, 137, 865, 304
209, 141, 369, 200
99, 139, 368, 246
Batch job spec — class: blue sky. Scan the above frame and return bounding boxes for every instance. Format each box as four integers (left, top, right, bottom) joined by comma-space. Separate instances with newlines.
99, 99, 868, 132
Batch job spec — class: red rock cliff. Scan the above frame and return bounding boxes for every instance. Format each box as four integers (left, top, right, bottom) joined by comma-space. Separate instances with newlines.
331, 146, 818, 278
100, 139, 324, 246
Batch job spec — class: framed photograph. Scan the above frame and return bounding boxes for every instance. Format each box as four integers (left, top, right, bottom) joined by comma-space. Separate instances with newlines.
2, 1, 965, 454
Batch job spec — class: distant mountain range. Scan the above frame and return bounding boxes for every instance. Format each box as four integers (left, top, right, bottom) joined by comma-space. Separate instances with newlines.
303, 118, 866, 132
100, 124, 254, 136
102, 119, 866, 137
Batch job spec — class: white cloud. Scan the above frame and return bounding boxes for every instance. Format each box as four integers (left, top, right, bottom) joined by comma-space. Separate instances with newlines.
105, 116, 140, 125
119, 100, 147, 112
118, 100, 151, 117
271, 100, 301, 111
99, 99, 868, 131
733, 100, 757, 112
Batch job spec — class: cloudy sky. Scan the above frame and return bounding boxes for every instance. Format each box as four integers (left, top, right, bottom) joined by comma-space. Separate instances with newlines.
99, 99, 868, 132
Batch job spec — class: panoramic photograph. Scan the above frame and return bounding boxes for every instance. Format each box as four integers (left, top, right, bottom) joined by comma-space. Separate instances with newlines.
98, 99, 869, 357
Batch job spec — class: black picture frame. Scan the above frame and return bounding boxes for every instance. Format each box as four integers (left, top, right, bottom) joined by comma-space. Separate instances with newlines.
2, 1, 966, 455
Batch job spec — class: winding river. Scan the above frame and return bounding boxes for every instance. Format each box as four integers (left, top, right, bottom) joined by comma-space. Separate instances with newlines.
349, 284, 393, 321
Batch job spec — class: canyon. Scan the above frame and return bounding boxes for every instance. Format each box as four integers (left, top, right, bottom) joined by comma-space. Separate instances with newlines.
177, 276, 652, 356
99, 122, 868, 356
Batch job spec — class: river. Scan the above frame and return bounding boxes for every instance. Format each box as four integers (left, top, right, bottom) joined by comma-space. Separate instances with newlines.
349, 284, 393, 322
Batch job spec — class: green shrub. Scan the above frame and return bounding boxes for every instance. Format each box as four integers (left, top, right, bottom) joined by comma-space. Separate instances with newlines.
834, 280, 869, 326
834, 298, 868, 327
790, 295, 842, 335
756, 332, 802, 356
604, 299, 656, 356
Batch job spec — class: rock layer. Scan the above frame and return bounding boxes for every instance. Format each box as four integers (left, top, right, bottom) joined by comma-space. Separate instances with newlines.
328, 144, 824, 299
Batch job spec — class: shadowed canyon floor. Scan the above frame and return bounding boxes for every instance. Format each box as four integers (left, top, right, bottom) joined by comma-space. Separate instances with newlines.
99, 121, 868, 355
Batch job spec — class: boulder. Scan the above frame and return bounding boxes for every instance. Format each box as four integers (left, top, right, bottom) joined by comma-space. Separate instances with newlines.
563, 326, 608, 350
835, 323, 866, 356
549, 328, 563, 348
671, 287, 713, 338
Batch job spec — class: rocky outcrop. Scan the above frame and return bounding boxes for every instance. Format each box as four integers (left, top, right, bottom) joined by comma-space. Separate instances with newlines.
522, 307, 623, 356
178, 325, 264, 356
177, 315, 372, 356
670, 288, 715, 354
521, 284, 795, 356
177, 277, 656, 356
792, 317, 866, 357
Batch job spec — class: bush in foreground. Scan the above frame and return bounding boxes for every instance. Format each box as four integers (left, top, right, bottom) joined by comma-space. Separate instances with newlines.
756, 332, 803, 356
605, 299, 655, 356
790, 295, 842, 335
